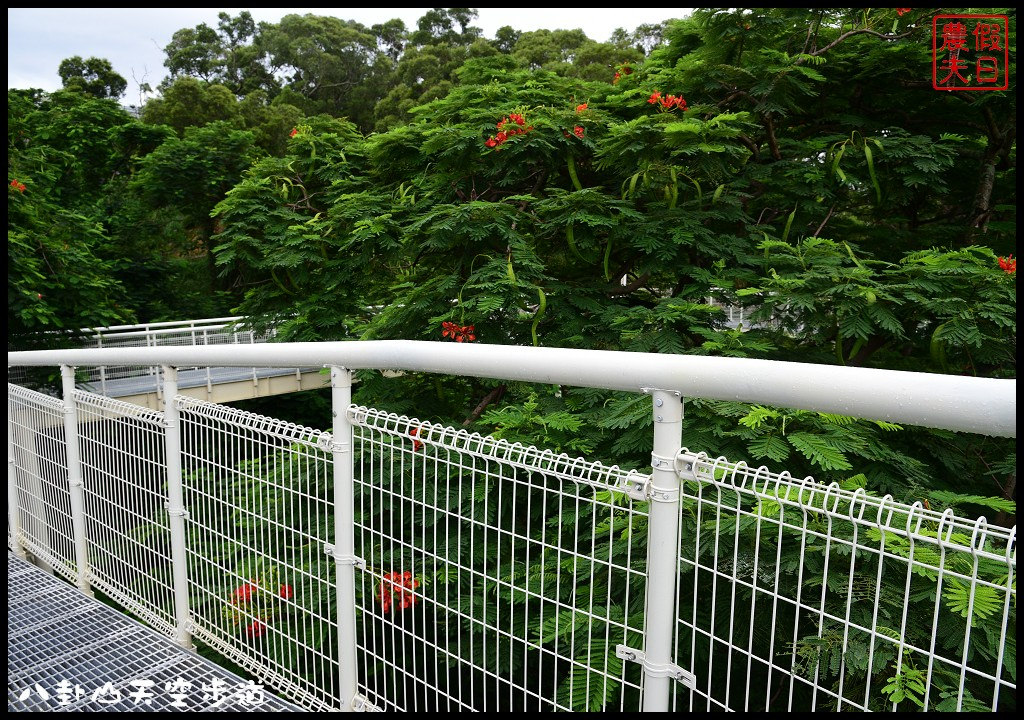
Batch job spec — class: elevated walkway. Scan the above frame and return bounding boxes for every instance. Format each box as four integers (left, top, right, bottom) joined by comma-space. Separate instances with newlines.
7, 554, 301, 712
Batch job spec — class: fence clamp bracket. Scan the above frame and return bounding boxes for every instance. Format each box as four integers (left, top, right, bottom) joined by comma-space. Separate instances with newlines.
164, 502, 188, 520
617, 473, 650, 502
351, 694, 380, 712
317, 436, 349, 453
615, 645, 696, 689
324, 543, 364, 569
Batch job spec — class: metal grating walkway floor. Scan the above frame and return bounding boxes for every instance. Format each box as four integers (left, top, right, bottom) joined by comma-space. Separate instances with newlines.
7, 554, 302, 712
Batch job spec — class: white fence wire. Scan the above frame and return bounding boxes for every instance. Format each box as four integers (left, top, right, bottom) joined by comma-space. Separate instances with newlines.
176, 397, 338, 711
348, 406, 649, 712
5, 381, 1017, 713
74, 390, 175, 636
671, 450, 1016, 713
8, 384, 75, 581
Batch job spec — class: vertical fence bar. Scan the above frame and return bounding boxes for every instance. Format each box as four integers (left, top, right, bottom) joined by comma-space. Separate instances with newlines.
641, 389, 684, 711
60, 365, 92, 595
97, 335, 108, 396
7, 393, 26, 559
161, 365, 193, 648
330, 365, 359, 710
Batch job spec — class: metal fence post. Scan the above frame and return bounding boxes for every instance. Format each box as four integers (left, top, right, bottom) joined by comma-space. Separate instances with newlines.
97, 334, 108, 396
7, 394, 26, 559
330, 366, 359, 710
641, 388, 684, 711
60, 365, 92, 595
161, 365, 193, 648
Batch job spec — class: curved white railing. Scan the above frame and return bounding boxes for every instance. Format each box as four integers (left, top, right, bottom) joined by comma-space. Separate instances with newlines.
6, 340, 1016, 436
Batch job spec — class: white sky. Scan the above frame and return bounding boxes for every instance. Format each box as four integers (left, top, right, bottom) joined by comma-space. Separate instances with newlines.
7, 8, 693, 103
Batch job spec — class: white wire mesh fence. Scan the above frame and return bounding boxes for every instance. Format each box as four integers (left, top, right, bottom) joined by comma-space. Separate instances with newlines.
5, 379, 1017, 713
671, 450, 1017, 713
349, 406, 650, 712
8, 384, 75, 581
74, 390, 175, 636
177, 397, 339, 711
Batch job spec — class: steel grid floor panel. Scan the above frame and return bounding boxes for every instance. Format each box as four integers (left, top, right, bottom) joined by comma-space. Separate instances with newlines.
7, 554, 302, 712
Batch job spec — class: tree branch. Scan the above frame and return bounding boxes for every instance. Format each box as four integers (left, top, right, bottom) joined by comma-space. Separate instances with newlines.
811, 205, 836, 238
608, 272, 651, 296
801, 27, 916, 61
462, 384, 506, 426
763, 113, 782, 161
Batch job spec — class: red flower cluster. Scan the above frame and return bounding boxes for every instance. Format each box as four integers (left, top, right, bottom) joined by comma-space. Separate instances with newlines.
247, 620, 267, 638
648, 92, 688, 111
233, 581, 258, 605
10, 179, 26, 192
231, 578, 293, 604
441, 321, 476, 342
573, 125, 585, 139
575, 103, 588, 113
289, 128, 299, 138
896, 8, 912, 17
409, 427, 423, 452
485, 113, 533, 149
998, 255, 1016, 274
378, 571, 418, 613
613, 62, 633, 83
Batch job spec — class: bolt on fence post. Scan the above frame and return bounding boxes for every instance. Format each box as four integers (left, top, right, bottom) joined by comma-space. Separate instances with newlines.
8, 392, 27, 559
60, 365, 92, 595
331, 366, 359, 710
161, 365, 193, 649
641, 389, 684, 711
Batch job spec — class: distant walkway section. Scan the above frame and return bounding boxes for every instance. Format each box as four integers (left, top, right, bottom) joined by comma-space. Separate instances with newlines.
11, 317, 327, 407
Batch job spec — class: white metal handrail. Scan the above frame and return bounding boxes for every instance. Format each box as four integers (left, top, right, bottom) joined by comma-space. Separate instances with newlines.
7, 341, 1016, 436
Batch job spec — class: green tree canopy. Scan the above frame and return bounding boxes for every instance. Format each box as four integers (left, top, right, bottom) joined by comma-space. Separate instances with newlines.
58, 55, 127, 99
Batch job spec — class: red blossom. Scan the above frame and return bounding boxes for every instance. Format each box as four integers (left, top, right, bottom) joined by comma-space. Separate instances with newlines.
896, 8, 912, 17
377, 570, 419, 612
279, 584, 294, 600
487, 113, 532, 149
650, 92, 687, 111
613, 72, 621, 82
289, 128, 298, 138
246, 620, 267, 638
410, 427, 423, 452
575, 103, 588, 113
441, 321, 477, 342
998, 255, 1016, 274
573, 125, 585, 139
233, 581, 258, 604
10, 179, 26, 192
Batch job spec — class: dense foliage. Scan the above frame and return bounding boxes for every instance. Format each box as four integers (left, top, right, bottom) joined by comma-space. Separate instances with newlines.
8, 6, 1016, 713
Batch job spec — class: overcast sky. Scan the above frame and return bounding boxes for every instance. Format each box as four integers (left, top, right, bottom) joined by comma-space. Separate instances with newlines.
8, 8, 692, 103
